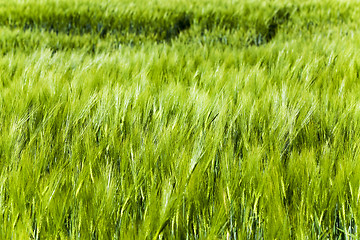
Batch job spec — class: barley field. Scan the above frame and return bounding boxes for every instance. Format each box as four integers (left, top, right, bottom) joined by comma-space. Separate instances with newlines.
1, 0, 360, 239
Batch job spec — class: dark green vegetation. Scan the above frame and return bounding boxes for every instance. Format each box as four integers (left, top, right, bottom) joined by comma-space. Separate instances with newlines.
0, 0, 359, 51
1, 0, 360, 239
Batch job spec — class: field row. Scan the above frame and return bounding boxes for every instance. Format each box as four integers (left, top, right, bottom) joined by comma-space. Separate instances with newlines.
0, 0, 359, 50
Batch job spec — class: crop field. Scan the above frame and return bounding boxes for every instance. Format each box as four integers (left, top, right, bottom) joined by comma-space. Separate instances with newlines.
1, 0, 360, 239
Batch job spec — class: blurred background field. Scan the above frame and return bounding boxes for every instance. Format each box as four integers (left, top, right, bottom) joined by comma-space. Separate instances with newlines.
1, 0, 360, 239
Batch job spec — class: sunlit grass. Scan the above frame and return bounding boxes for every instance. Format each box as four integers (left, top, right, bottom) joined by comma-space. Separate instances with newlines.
0, 0, 360, 239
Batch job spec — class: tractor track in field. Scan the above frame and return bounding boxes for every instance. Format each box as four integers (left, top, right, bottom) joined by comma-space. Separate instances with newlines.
0, 2, 357, 54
